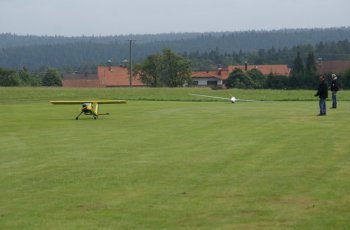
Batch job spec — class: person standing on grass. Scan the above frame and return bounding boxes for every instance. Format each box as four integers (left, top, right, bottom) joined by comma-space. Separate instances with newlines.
330, 74, 339, 109
314, 75, 328, 116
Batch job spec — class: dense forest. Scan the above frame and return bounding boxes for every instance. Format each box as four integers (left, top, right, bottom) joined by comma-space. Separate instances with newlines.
1, 27, 350, 72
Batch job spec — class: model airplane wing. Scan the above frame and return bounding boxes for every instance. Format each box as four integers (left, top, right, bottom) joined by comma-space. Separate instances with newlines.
190, 93, 271, 103
189, 93, 231, 101
235, 98, 257, 102
50, 100, 126, 104
236, 98, 274, 102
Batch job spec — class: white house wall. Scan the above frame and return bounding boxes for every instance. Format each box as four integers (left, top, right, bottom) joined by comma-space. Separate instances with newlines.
193, 77, 223, 86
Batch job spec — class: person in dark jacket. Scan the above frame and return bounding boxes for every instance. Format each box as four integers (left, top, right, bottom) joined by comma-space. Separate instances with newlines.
314, 75, 328, 116
330, 74, 339, 108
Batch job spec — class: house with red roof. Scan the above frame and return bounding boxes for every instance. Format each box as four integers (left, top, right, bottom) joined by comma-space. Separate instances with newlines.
228, 64, 291, 76
62, 66, 144, 87
63, 64, 292, 88
62, 73, 101, 87
97, 66, 144, 87
191, 64, 290, 87
317, 60, 350, 74
191, 68, 229, 86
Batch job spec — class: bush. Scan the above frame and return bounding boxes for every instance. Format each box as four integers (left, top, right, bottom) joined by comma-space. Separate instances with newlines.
42, 69, 62, 86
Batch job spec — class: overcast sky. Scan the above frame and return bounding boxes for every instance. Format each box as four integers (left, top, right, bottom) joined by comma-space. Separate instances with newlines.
0, 0, 349, 36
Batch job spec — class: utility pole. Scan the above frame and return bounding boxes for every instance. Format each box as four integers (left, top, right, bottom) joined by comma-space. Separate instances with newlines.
127, 39, 136, 87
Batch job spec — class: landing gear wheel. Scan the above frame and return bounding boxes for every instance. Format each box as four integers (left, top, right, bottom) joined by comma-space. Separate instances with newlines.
93, 116, 97, 120
76, 117, 79, 120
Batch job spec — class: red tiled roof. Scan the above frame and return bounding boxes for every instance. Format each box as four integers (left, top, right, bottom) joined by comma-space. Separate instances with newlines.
228, 65, 290, 76
97, 66, 144, 87
191, 69, 229, 80
317, 60, 350, 74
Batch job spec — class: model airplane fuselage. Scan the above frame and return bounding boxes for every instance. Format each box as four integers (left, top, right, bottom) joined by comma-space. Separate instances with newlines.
50, 100, 126, 119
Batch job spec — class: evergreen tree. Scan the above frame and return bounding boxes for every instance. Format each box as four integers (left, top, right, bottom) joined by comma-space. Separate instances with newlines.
341, 68, 350, 89
305, 52, 317, 76
42, 69, 62, 86
291, 52, 305, 77
289, 52, 305, 88
304, 52, 318, 88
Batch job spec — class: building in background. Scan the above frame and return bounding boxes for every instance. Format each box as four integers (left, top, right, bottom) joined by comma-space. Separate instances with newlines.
190, 64, 290, 87
191, 68, 229, 87
228, 64, 290, 76
62, 73, 100, 87
62, 64, 292, 88
317, 60, 350, 74
97, 66, 143, 87
62, 66, 144, 87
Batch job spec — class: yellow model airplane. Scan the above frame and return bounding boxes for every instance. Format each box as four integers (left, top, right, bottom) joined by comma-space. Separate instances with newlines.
50, 100, 126, 120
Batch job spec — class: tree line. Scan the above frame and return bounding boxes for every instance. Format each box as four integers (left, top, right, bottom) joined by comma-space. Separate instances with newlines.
0, 67, 62, 87
1, 27, 350, 89
1, 39, 349, 76
186, 40, 350, 71
224, 67, 350, 90
225, 50, 350, 90
3, 47, 350, 89
1, 27, 350, 71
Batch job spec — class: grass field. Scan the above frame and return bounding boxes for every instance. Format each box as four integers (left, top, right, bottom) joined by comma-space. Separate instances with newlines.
1, 87, 350, 229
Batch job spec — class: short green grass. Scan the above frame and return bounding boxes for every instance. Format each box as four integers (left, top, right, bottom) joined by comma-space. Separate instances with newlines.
1, 87, 350, 103
1, 88, 350, 229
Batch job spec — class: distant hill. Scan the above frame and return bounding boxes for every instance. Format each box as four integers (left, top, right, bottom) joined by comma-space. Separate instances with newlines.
0, 27, 350, 71
0, 32, 211, 48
